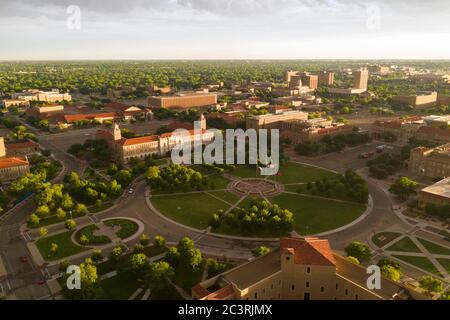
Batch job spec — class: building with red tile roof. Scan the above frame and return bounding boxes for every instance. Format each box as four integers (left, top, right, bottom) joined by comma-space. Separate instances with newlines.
5, 139, 40, 157
0, 156, 30, 182
192, 236, 429, 301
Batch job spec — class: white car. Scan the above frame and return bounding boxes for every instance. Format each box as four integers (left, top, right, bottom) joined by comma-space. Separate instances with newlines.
128, 188, 134, 194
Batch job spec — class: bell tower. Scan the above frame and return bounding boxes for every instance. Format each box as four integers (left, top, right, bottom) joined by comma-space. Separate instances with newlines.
112, 123, 122, 141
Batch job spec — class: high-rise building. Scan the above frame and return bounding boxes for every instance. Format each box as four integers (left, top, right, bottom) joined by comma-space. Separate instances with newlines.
353, 68, 369, 90
318, 71, 334, 86
300, 72, 318, 90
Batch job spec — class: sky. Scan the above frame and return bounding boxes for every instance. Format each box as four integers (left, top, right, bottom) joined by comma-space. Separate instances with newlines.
0, 0, 449, 60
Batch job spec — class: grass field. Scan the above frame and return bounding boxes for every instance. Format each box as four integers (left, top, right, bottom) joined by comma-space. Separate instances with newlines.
98, 274, 141, 300
36, 231, 87, 261
392, 255, 443, 277
205, 191, 240, 205
206, 174, 231, 189
74, 224, 111, 245
436, 259, 450, 273
417, 238, 450, 256
104, 219, 139, 239
269, 162, 337, 184
270, 193, 366, 235
386, 237, 421, 253
151, 192, 231, 229
372, 232, 402, 248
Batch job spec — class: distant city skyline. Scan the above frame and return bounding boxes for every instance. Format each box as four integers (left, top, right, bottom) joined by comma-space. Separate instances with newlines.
0, 0, 449, 60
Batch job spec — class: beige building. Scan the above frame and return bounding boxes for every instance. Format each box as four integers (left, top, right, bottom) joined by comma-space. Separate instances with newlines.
148, 92, 217, 110
409, 143, 450, 179
353, 68, 369, 90
318, 71, 334, 86
246, 110, 308, 130
418, 177, 450, 208
97, 114, 215, 163
2, 99, 30, 109
392, 92, 438, 108
368, 65, 390, 75
5, 139, 40, 157
11, 89, 71, 103
0, 156, 30, 182
192, 237, 428, 300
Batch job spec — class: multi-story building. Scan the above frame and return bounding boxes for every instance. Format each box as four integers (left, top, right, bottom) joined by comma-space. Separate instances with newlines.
1, 99, 30, 109
353, 68, 369, 90
299, 72, 318, 90
0, 156, 30, 182
408, 143, 450, 179
11, 89, 71, 103
5, 139, 40, 157
148, 92, 217, 110
25, 104, 65, 119
418, 177, 450, 208
318, 71, 334, 86
368, 65, 390, 75
281, 122, 353, 143
392, 92, 438, 108
246, 110, 308, 130
192, 237, 428, 300
96, 114, 215, 163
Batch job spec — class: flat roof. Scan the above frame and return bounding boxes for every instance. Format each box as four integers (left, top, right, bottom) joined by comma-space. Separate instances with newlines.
421, 177, 450, 199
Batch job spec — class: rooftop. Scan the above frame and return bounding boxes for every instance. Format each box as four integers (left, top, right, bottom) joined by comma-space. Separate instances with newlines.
421, 177, 450, 199
0, 157, 29, 169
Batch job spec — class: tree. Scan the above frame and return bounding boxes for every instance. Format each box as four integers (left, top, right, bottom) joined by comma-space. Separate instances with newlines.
345, 241, 372, 263
207, 259, 228, 277
347, 256, 360, 264
389, 177, 417, 200
56, 207, 67, 220
79, 235, 89, 245
130, 253, 148, 276
165, 246, 180, 267
177, 237, 202, 270
139, 234, 150, 246
28, 214, 40, 227
114, 169, 132, 186
145, 261, 174, 291
380, 265, 401, 282
74, 203, 88, 215
154, 235, 166, 248
65, 219, 77, 230
419, 276, 444, 294
133, 243, 145, 253
39, 227, 48, 237
35, 205, 50, 218
252, 246, 270, 257
110, 246, 123, 261
50, 243, 58, 254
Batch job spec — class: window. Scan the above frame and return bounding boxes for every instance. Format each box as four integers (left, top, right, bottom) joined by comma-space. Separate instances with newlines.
355, 294, 358, 300
304, 292, 310, 300
306, 282, 310, 288
336, 284, 338, 290
286, 256, 290, 261
291, 285, 295, 291
321, 286, 324, 293
345, 289, 348, 295
306, 267, 311, 274
271, 284, 274, 290
254, 292, 257, 299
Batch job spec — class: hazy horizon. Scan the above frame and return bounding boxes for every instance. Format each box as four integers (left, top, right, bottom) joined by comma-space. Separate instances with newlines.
0, 0, 449, 60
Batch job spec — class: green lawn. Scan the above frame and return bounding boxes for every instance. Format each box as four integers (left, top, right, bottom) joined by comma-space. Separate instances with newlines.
104, 219, 139, 239
372, 232, 402, 248
98, 274, 141, 300
417, 238, 450, 255
151, 192, 231, 229
88, 202, 113, 213
270, 193, 366, 235
206, 174, 231, 189
36, 231, 87, 261
392, 255, 443, 277
436, 259, 450, 273
269, 162, 337, 184
386, 237, 421, 253
75, 224, 111, 245
205, 191, 240, 205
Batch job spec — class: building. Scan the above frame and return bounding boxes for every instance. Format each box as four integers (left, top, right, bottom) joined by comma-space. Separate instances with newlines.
148, 92, 217, 110
96, 114, 215, 163
353, 68, 369, 90
104, 102, 151, 121
299, 72, 318, 90
410, 74, 450, 84
147, 85, 171, 94
368, 65, 390, 75
285, 70, 299, 83
106, 86, 136, 100
418, 177, 450, 208
281, 122, 353, 143
327, 87, 368, 96
5, 139, 40, 157
11, 89, 71, 103
318, 71, 334, 86
409, 143, 450, 179
423, 115, 450, 128
192, 237, 428, 300
25, 104, 65, 119
0, 156, 30, 182
1, 99, 30, 109
392, 92, 438, 108
246, 110, 308, 130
